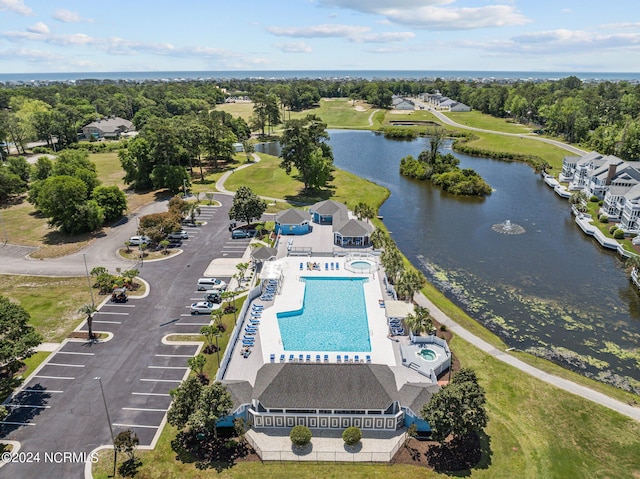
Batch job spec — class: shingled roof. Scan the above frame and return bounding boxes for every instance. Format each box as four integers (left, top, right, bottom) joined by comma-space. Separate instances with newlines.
310, 200, 348, 219
252, 363, 398, 410
276, 208, 309, 225
333, 218, 373, 237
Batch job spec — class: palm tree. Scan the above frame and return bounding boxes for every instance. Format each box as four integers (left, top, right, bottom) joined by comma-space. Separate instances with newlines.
625, 254, 640, 276
159, 239, 170, 255
210, 308, 224, 331
78, 304, 97, 341
396, 269, 424, 302
187, 203, 201, 224
406, 306, 433, 337
370, 228, 388, 249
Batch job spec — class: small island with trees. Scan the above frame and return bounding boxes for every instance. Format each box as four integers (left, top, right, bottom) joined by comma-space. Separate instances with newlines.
399, 129, 492, 196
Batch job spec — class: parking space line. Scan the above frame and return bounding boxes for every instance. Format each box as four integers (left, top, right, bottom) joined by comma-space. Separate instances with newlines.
148, 366, 188, 370
113, 423, 160, 429
173, 322, 210, 326
23, 388, 63, 393
93, 320, 122, 324
0, 421, 36, 426
155, 354, 193, 358
33, 375, 74, 380
95, 311, 129, 316
140, 378, 183, 383
122, 407, 167, 412
47, 363, 85, 368
132, 392, 171, 396
7, 404, 51, 409
56, 351, 94, 356
103, 304, 136, 308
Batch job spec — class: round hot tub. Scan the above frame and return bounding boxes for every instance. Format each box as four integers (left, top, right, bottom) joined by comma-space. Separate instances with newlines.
418, 348, 438, 362
350, 260, 373, 271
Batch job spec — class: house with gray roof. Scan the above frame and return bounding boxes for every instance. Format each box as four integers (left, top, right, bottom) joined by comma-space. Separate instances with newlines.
223, 363, 437, 431
82, 116, 134, 139
309, 200, 348, 225
333, 218, 374, 247
275, 208, 311, 235
392, 96, 415, 110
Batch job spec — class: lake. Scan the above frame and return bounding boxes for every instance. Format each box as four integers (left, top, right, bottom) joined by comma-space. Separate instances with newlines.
257, 130, 640, 393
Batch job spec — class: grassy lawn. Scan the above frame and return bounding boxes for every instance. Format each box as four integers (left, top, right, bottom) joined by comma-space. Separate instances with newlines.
215, 102, 254, 122
0, 351, 50, 403
444, 111, 533, 134
92, 151, 126, 188
289, 99, 374, 129
0, 274, 95, 342
586, 201, 636, 252
223, 152, 389, 210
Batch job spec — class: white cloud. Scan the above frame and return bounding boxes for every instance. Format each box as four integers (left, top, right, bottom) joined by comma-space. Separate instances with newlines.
27, 22, 49, 34
53, 9, 93, 23
274, 41, 313, 53
0, 0, 34, 16
267, 24, 370, 38
316, 0, 529, 30
353, 31, 415, 43
457, 29, 640, 56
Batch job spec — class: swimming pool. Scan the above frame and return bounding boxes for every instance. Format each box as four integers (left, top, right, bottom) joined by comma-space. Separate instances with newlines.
277, 277, 371, 352
350, 260, 373, 271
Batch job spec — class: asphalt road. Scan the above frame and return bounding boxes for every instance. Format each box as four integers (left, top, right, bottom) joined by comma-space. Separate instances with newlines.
0, 194, 252, 478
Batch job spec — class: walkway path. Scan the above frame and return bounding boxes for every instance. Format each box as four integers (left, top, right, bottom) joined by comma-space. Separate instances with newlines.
215, 153, 282, 205
413, 100, 588, 156
413, 292, 640, 421
368, 109, 379, 127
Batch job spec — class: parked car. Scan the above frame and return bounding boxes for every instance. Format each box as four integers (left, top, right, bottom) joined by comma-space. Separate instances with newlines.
128, 235, 151, 245
197, 278, 227, 291
204, 291, 222, 303
231, 229, 252, 239
167, 230, 188, 240
190, 301, 217, 315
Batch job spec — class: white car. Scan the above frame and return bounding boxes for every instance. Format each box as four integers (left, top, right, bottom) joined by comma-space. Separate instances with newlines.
168, 230, 189, 240
190, 301, 217, 315
128, 235, 151, 245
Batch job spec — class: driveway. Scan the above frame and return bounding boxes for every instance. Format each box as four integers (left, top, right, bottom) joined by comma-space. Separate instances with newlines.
0, 194, 246, 478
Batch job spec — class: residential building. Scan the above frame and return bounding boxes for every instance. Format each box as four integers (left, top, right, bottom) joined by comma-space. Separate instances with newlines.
82, 116, 134, 139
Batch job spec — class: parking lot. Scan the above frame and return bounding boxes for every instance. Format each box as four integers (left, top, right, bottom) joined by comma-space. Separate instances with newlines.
0, 195, 251, 478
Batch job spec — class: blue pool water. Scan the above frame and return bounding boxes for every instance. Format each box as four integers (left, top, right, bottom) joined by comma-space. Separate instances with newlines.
277, 277, 371, 352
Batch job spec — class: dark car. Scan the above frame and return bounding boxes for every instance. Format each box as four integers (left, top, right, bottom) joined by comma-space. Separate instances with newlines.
204, 291, 222, 304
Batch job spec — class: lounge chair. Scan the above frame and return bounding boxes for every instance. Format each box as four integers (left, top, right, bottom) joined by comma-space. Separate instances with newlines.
331, 262, 334, 270
337, 354, 342, 363
336, 262, 340, 270
289, 354, 295, 362
299, 354, 304, 362
366, 355, 371, 363
344, 354, 349, 362
306, 354, 311, 362
270, 354, 275, 363
244, 330, 255, 336
325, 262, 328, 270
280, 354, 286, 362
316, 354, 321, 362
324, 354, 329, 362
252, 305, 264, 310
354, 355, 360, 363
299, 262, 303, 270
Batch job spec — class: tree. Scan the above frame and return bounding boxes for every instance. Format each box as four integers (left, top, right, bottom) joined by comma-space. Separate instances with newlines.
187, 354, 207, 378
381, 245, 403, 284
150, 164, 190, 194
167, 376, 204, 430
31, 175, 92, 233
405, 305, 433, 336
92, 185, 127, 222
290, 425, 312, 448
32, 155, 53, 181
228, 186, 267, 226
7, 156, 30, 185
0, 167, 27, 201
370, 228, 388, 249
119, 137, 154, 190
188, 382, 233, 439
79, 304, 97, 340
200, 325, 220, 354
210, 308, 224, 330
354, 202, 375, 222
396, 269, 424, 302
279, 114, 334, 190
114, 429, 139, 461
0, 296, 42, 379
425, 127, 446, 164
421, 368, 488, 443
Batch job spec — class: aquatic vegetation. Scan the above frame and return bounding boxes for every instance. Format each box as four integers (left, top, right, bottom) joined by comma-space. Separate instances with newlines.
600, 341, 640, 367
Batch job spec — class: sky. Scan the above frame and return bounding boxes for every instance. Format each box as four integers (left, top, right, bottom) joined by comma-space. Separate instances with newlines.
1, 0, 640, 73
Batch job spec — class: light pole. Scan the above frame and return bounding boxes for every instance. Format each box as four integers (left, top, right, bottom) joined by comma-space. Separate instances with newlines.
82, 254, 95, 308
215, 334, 221, 368
95, 377, 117, 477
183, 179, 187, 198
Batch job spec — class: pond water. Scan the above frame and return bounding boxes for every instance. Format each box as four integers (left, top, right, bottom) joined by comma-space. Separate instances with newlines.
257, 131, 640, 393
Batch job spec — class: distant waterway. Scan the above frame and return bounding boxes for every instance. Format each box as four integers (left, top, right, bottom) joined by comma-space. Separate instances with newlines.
258, 131, 640, 393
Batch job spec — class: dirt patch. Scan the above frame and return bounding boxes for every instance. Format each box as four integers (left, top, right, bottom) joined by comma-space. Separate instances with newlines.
354, 105, 367, 112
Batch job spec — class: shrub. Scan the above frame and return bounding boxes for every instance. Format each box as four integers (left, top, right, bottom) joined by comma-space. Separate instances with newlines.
440, 324, 448, 332
599, 200, 604, 206
342, 426, 362, 446
289, 425, 312, 447
600, 215, 609, 223
590, 195, 600, 202
609, 225, 619, 234
614, 229, 625, 239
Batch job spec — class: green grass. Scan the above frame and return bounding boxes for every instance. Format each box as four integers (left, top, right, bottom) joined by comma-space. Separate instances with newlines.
0, 274, 96, 342
91, 151, 126, 188
0, 351, 50, 403
215, 102, 254, 122
444, 111, 533, 134
586, 201, 636, 252
223, 152, 389, 210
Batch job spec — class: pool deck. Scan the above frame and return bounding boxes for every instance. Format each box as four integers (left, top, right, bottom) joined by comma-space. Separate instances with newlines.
222, 254, 433, 389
